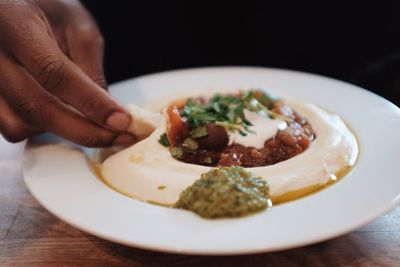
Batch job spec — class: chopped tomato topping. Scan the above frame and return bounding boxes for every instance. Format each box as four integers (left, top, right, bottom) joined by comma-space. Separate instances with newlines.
166, 105, 189, 145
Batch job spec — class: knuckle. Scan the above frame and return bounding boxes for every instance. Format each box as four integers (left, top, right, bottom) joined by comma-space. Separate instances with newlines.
77, 26, 104, 49
0, 1, 31, 10
81, 97, 105, 118
16, 97, 51, 129
36, 55, 70, 94
93, 34, 105, 49
79, 92, 116, 120
92, 76, 107, 89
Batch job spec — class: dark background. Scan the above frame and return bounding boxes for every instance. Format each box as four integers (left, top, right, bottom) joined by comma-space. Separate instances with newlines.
81, 1, 400, 106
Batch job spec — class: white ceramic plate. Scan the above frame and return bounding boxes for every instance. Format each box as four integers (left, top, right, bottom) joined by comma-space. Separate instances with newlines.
23, 67, 400, 255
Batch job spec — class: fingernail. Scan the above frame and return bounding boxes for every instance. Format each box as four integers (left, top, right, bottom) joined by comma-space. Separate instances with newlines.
112, 133, 136, 146
106, 111, 131, 131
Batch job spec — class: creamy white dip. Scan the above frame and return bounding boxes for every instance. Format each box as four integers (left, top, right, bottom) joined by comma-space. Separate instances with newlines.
101, 99, 358, 205
228, 109, 287, 149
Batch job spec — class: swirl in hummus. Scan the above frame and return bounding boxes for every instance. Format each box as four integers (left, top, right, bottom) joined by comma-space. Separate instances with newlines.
100, 90, 358, 207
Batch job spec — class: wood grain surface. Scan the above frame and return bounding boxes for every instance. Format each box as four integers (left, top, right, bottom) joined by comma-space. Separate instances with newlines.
0, 138, 399, 267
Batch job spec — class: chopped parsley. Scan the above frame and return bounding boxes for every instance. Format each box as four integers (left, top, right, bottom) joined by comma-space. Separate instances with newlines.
181, 89, 290, 136
184, 137, 199, 150
158, 133, 170, 147
203, 157, 212, 164
190, 126, 208, 138
170, 147, 183, 158
242, 91, 293, 123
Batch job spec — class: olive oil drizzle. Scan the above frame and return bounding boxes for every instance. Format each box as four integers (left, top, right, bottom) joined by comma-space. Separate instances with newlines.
91, 160, 354, 208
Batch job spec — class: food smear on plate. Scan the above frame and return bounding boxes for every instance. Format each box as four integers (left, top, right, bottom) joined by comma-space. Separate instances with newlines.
174, 166, 271, 218
100, 89, 358, 216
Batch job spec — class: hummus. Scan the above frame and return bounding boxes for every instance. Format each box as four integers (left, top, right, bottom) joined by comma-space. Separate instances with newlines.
100, 98, 358, 206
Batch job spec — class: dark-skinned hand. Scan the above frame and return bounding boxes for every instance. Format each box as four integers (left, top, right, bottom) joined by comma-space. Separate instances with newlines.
0, 0, 136, 147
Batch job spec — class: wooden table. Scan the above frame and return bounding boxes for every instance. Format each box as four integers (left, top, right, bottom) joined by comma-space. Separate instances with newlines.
0, 138, 399, 267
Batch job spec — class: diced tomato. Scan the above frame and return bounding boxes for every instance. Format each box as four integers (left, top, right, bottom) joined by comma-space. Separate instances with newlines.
166, 105, 189, 145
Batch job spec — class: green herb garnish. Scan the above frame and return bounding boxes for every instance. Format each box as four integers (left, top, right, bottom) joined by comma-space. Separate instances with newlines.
203, 157, 212, 164
182, 99, 218, 127
158, 133, 170, 147
182, 94, 251, 135
242, 91, 293, 123
248, 89, 278, 107
181, 90, 291, 136
170, 147, 183, 158
184, 138, 199, 150
190, 126, 208, 138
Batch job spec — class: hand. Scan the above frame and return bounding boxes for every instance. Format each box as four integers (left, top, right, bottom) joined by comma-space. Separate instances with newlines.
0, 0, 135, 147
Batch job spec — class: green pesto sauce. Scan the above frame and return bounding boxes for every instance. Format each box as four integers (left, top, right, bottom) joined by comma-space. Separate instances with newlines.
174, 166, 270, 219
